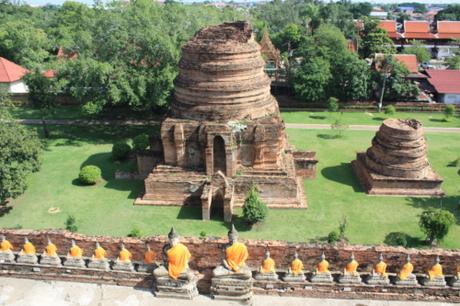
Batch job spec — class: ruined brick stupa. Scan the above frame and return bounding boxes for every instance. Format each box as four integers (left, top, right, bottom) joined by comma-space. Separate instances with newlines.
135, 21, 317, 221
352, 119, 443, 196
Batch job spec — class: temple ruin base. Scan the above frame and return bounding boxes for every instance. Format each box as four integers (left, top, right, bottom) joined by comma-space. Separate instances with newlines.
40, 255, 62, 266
154, 276, 199, 300
211, 277, 253, 304
310, 272, 333, 283
352, 154, 444, 196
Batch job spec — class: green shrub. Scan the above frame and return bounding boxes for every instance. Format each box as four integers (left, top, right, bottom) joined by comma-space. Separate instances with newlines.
65, 215, 78, 232
327, 97, 339, 112
331, 118, 348, 138
112, 142, 131, 161
384, 105, 396, 116
327, 230, 339, 244
339, 216, 348, 240
199, 231, 207, 238
444, 104, 456, 121
81, 101, 103, 116
419, 209, 455, 245
132, 133, 149, 152
242, 185, 268, 225
78, 165, 101, 185
384, 232, 409, 247
127, 227, 142, 238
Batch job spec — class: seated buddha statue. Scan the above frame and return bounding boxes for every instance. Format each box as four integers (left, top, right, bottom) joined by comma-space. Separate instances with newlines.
254, 248, 278, 280
283, 251, 306, 282
339, 253, 361, 284
367, 253, 389, 285
64, 240, 85, 267
113, 243, 134, 272
396, 254, 418, 286
17, 237, 38, 264
88, 242, 109, 270
311, 252, 333, 283
137, 244, 157, 273
153, 227, 198, 299
212, 224, 251, 280
425, 256, 446, 287
211, 224, 252, 302
0, 235, 15, 263
40, 238, 61, 266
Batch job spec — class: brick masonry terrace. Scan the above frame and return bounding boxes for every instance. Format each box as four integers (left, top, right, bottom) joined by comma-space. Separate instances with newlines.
0, 229, 459, 302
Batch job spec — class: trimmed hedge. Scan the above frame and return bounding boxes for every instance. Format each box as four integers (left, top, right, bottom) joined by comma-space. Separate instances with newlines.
132, 133, 149, 152
112, 142, 131, 161
78, 165, 101, 185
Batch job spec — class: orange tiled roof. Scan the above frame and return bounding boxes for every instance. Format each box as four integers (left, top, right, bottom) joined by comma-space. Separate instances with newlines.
394, 54, 418, 74
437, 21, 460, 34
0, 57, 28, 83
404, 21, 431, 33
379, 20, 401, 39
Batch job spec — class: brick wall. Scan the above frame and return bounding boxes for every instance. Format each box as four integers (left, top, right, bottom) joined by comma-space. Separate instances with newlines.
1, 229, 459, 275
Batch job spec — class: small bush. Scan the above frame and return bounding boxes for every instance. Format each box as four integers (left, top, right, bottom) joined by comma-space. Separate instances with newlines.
331, 118, 349, 138
327, 230, 339, 244
327, 97, 339, 112
242, 185, 268, 225
384, 105, 396, 116
384, 232, 409, 247
112, 142, 131, 161
78, 165, 101, 185
419, 209, 455, 245
81, 101, 103, 116
132, 133, 149, 152
127, 227, 142, 238
339, 216, 348, 240
447, 157, 459, 167
65, 215, 78, 232
199, 231, 207, 238
444, 104, 456, 121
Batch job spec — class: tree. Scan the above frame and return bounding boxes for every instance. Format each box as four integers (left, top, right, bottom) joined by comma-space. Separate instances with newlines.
327, 97, 339, 112
444, 104, 456, 121
349, 2, 372, 19
242, 185, 268, 225
293, 56, 331, 103
65, 215, 78, 232
273, 23, 303, 53
436, 4, 460, 21
360, 17, 396, 59
404, 41, 431, 63
446, 53, 460, 70
0, 119, 42, 205
419, 209, 455, 245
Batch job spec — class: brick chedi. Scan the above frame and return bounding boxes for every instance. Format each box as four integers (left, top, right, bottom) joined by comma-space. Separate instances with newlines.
135, 21, 317, 222
352, 118, 443, 196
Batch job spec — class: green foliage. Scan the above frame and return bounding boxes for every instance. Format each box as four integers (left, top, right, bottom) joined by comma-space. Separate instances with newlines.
327, 230, 339, 244
446, 53, 460, 70
294, 57, 331, 103
78, 165, 101, 185
331, 118, 349, 138
24, 70, 56, 111
360, 17, 396, 58
404, 41, 431, 64
242, 185, 268, 225
127, 227, 142, 238
0, 120, 42, 204
81, 101, 103, 117
419, 209, 456, 245
384, 105, 396, 116
444, 105, 456, 121
132, 134, 150, 152
436, 4, 460, 21
65, 215, 78, 232
338, 216, 348, 240
273, 23, 303, 53
199, 231, 207, 238
384, 232, 409, 247
327, 97, 339, 112
112, 142, 131, 161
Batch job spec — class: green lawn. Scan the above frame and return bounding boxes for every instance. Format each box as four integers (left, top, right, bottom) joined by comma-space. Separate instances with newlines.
281, 110, 460, 128
0, 125, 459, 248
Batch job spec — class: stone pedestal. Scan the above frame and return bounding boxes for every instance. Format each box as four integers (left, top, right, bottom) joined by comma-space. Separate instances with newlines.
282, 273, 306, 282
0, 252, 15, 263
154, 275, 198, 299
452, 277, 460, 288
339, 273, 362, 284
366, 273, 390, 285
310, 272, 333, 283
254, 271, 278, 281
424, 276, 446, 287
40, 255, 62, 266
112, 260, 134, 272
16, 254, 38, 264
211, 277, 253, 304
395, 274, 419, 286
137, 263, 156, 273
87, 259, 110, 271
63, 257, 85, 268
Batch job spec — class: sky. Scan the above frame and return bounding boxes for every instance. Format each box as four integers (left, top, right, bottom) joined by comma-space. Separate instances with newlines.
22, 0, 460, 6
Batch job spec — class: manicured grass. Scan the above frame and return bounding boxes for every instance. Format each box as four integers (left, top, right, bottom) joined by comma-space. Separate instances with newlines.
281, 110, 460, 128
0, 125, 459, 248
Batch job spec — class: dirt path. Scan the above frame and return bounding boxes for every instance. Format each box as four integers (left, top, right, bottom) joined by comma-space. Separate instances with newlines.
12, 119, 460, 133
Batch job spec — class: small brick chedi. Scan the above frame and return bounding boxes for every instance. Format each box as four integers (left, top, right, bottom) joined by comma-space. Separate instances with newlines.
136, 21, 317, 221
352, 118, 443, 196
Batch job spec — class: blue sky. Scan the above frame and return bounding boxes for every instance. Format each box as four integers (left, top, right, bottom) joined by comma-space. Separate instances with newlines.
23, 0, 460, 6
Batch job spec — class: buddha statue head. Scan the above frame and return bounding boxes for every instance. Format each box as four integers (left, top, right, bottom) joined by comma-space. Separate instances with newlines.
264, 248, 270, 259
95, 242, 101, 249
228, 224, 239, 244
168, 227, 180, 246
1, 235, 5, 242
294, 250, 299, 260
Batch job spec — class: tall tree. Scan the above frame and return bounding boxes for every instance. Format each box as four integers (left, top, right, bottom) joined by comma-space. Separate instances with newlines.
359, 17, 396, 59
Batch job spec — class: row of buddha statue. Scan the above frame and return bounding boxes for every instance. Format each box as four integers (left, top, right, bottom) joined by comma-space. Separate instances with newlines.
1, 228, 460, 303
0, 235, 156, 272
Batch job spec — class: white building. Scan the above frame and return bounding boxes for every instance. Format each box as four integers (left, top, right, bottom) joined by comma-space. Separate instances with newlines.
0, 57, 29, 94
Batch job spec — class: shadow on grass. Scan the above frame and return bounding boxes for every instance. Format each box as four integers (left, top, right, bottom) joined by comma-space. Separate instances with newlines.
231, 215, 252, 233
321, 163, 363, 192
0, 205, 12, 217
177, 205, 203, 220
372, 117, 386, 121
317, 133, 343, 140
384, 232, 425, 248
309, 115, 327, 120
406, 195, 460, 224
429, 118, 447, 123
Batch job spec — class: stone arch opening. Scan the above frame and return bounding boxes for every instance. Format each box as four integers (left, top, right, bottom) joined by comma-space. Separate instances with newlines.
211, 189, 224, 219
213, 136, 226, 174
